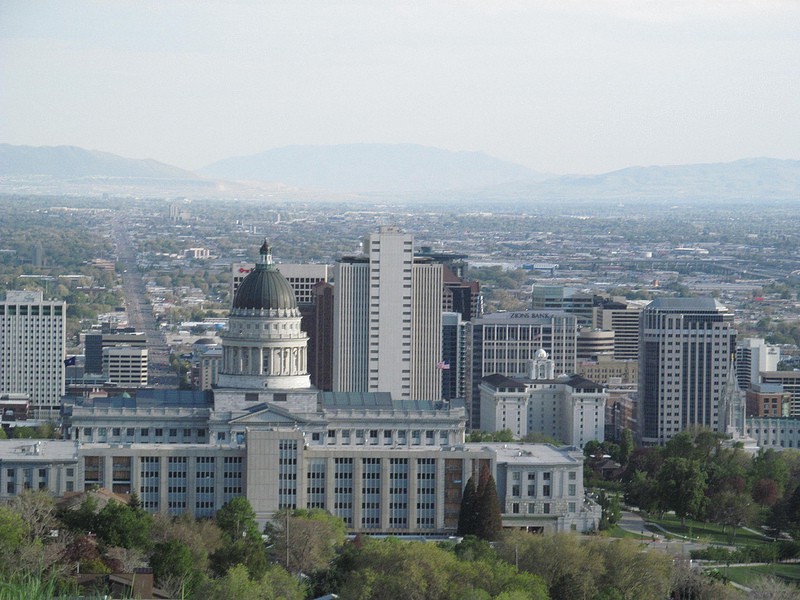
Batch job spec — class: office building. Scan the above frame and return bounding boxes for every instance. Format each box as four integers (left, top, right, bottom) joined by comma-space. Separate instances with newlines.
759, 372, 800, 417
532, 285, 595, 326
746, 382, 790, 418
576, 354, 638, 386
199, 346, 223, 391
594, 299, 644, 361
469, 310, 578, 430
639, 298, 736, 445
333, 227, 443, 401
102, 346, 148, 387
576, 328, 614, 360
441, 312, 467, 401
736, 338, 780, 391
0, 290, 66, 419
85, 330, 147, 377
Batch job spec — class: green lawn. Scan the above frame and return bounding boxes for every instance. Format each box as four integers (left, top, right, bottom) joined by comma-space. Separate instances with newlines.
724, 563, 800, 588
644, 514, 771, 547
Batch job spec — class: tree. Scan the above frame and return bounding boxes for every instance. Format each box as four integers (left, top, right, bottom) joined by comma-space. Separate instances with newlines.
748, 576, 800, 600
624, 470, 661, 514
618, 429, 634, 468
475, 465, 502, 541
149, 539, 200, 597
215, 496, 260, 542
497, 531, 602, 600
210, 497, 267, 579
657, 457, 706, 525
752, 478, 780, 508
0, 506, 28, 561
597, 491, 621, 530
149, 512, 223, 576
265, 508, 346, 575
7, 489, 58, 541
457, 475, 478, 536
598, 539, 672, 600
59, 495, 99, 533
705, 489, 756, 540
94, 501, 152, 549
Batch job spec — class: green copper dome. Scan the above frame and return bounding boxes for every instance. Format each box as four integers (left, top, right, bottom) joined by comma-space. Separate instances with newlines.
232, 240, 298, 311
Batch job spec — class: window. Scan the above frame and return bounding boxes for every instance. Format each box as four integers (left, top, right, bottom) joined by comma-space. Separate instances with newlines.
543, 503, 551, 514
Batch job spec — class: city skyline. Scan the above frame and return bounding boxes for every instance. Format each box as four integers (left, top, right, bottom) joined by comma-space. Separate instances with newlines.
2, 1, 799, 175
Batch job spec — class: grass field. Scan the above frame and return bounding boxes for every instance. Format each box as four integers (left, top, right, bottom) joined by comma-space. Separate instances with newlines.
644, 514, 772, 547
723, 563, 800, 588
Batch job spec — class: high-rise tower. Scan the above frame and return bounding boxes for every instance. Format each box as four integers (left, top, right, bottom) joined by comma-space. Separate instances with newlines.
333, 227, 443, 400
639, 298, 736, 445
0, 290, 66, 419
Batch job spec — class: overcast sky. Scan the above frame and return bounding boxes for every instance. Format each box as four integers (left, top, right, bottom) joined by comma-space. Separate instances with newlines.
1, 0, 798, 174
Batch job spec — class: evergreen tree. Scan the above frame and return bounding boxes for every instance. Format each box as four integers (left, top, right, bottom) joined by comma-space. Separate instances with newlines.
476, 465, 502, 541
457, 475, 478, 536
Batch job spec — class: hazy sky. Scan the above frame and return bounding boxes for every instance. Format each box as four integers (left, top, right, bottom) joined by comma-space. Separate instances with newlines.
1, 0, 799, 174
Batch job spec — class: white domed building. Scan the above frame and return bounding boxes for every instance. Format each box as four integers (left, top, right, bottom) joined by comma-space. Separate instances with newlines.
52, 241, 599, 534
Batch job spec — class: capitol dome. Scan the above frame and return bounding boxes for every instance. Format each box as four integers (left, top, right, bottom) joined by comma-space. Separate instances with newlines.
232, 240, 297, 311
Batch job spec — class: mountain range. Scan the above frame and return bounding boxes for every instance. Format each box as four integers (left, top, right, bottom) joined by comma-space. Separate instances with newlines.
1, 143, 798, 202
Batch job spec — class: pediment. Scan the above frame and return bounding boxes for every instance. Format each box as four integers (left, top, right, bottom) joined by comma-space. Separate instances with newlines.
228, 404, 307, 426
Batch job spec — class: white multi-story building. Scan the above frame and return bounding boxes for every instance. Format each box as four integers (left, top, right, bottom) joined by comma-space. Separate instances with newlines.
102, 346, 148, 387
639, 297, 736, 445
469, 310, 578, 430
333, 227, 443, 401
479, 350, 606, 448
736, 338, 780, 391
0, 290, 66, 419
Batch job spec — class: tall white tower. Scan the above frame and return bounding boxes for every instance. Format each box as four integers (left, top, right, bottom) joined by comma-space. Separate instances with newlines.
0, 290, 66, 419
333, 227, 442, 400
639, 298, 736, 445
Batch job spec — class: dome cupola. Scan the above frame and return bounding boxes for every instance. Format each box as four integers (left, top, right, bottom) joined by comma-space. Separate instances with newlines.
232, 240, 297, 311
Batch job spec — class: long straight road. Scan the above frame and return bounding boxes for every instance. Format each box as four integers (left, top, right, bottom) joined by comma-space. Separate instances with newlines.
113, 220, 178, 388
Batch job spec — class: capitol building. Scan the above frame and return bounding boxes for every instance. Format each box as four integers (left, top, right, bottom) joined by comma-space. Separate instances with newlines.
0, 242, 599, 534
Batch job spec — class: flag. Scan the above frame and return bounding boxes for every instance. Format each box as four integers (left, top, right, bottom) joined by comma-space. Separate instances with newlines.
64, 356, 76, 366
436, 361, 450, 370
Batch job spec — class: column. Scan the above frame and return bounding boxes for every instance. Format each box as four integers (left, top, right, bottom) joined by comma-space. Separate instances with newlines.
435, 458, 446, 531
380, 457, 391, 530
408, 458, 418, 531
353, 457, 363, 530
159, 455, 169, 513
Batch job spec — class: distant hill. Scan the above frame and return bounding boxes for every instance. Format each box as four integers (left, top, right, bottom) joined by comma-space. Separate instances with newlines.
200, 144, 545, 193
484, 157, 800, 202
1, 143, 797, 203
0, 144, 199, 179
